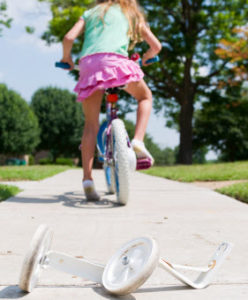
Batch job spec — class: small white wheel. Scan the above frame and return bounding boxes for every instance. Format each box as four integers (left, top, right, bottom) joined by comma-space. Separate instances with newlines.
102, 237, 159, 295
111, 119, 130, 205
19, 224, 53, 292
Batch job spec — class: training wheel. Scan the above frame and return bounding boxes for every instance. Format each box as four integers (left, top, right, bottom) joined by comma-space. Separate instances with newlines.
102, 236, 159, 295
19, 224, 53, 292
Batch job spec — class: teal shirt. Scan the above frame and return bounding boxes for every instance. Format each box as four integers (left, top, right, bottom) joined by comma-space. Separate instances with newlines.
80, 4, 130, 58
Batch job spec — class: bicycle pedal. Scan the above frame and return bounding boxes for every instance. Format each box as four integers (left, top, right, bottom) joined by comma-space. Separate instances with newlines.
136, 158, 152, 170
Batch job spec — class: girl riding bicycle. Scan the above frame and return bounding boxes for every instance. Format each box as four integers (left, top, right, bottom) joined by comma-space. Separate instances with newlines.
61, 0, 162, 201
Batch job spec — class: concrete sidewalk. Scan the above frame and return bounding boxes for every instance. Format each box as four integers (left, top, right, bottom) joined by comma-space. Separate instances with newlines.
0, 169, 247, 299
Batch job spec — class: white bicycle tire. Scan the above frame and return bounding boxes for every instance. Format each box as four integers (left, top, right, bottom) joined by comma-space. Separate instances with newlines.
102, 236, 159, 295
19, 224, 53, 292
111, 119, 130, 205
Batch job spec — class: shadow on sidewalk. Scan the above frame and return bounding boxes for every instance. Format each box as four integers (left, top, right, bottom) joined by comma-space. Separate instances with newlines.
7, 191, 121, 209
92, 285, 190, 298
134, 285, 190, 293
0, 285, 135, 299
93, 286, 136, 299
0, 286, 25, 299
0, 284, 190, 299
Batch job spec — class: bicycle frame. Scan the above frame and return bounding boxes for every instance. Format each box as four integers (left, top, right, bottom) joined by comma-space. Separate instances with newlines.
107, 91, 131, 162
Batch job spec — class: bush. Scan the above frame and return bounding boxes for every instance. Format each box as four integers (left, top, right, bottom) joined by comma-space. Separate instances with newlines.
39, 158, 53, 165
0, 84, 40, 155
29, 155, 35, 165
31, 87, 83, 161
55, 157, 74, 166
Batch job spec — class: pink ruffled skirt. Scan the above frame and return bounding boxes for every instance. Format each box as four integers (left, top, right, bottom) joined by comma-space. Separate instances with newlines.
74, 53, 144, 101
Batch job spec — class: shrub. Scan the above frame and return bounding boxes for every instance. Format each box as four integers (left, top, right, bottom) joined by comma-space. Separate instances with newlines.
0, 84, 40, 155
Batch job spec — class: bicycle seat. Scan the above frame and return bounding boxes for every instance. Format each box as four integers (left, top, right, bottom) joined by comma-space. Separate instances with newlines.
106, 86, 126, 94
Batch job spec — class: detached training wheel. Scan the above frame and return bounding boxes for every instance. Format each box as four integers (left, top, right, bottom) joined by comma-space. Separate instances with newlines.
102, 236, 159, 295
19, 224, 53, 292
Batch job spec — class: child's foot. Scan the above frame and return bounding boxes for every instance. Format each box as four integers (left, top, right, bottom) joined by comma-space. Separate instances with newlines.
83, 180, 100, 201
131, 139, 154, 165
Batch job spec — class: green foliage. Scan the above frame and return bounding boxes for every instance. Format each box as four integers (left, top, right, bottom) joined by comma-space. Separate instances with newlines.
0, 184, 21, 202
139, 0, 248, 163
138, 0, 248, 112
192, 147, 208, 164
39, 0, 89, 49
25, 26, 35, 34
0, 1, 12, 36
143, 161, 248, 182
55, 157, 75, 166
217, 182, 248, 204
29, 155, 35, 165
31, 87, 84, 160
193, 87, 248, 162
39, 157, 75, 165
0, 84, 40, 155
39, 158, 53, 165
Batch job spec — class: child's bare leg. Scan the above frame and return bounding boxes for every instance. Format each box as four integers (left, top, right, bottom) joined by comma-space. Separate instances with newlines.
81, 90, 103, 181
125, 79, 152, 141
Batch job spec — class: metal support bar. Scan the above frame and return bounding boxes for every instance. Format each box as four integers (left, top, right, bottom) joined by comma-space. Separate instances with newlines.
46, 251, 105, 284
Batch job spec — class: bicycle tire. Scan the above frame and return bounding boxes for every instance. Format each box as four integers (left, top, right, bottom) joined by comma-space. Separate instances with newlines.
111, 119, 130, 205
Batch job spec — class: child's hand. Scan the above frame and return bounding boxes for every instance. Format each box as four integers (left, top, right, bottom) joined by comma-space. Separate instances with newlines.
142, 50, 156, 67
61, 56, 74, 70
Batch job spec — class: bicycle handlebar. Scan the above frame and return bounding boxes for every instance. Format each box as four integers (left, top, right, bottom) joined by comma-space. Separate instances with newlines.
55, 62, 80, 70
55, 56, 159, 70
138, 56, 159, 67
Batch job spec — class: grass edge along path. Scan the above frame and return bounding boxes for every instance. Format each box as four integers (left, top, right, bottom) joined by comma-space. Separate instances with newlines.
0, 165, 72, 181
143, 161, 248, 182
217, 182, 248, 204
0, 184, 21, 202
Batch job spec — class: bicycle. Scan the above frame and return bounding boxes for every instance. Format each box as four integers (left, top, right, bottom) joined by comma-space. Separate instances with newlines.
56, 54, 159, 205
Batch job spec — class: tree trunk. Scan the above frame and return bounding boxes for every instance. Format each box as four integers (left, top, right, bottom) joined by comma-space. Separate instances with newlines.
178, 97, 194, 164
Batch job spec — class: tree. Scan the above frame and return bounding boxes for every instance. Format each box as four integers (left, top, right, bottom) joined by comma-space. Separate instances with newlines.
215, 27, 248, 85
138, 0, 248, 164
31, 87, 84, 160
193, 87, 248, 162
39, 0, 248, 164
0, 84, 40, 155
0, 1, 12, 36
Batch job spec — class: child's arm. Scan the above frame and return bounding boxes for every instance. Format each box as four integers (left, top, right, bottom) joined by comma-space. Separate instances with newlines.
141, 24, 162, 66
61, 19, 85, 69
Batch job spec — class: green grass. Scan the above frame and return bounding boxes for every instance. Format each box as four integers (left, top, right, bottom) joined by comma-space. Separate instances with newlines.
0, 165, 72, 181
143, 161, 248, 182
0, 184, 21, 202
217, 182, 248, 204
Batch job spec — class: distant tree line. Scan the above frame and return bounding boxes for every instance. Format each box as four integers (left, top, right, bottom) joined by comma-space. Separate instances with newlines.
0, 84, 179, 166
0, 84, 83, 164
2, 77, 248, 165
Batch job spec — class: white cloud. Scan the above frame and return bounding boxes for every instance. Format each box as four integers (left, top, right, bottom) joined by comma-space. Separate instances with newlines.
5, 0, 60, 53
0, 72, 4, 81
7, 0, 51, 34
10, 33, 61, 53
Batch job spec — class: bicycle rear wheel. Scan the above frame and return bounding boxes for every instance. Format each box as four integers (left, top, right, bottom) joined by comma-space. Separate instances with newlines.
111, 119, 130, 205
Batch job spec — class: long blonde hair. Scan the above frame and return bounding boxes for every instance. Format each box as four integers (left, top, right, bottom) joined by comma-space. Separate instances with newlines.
96, 0, 146, 49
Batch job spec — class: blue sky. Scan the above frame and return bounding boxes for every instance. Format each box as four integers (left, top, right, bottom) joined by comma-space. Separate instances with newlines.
1, 0, 184, 152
